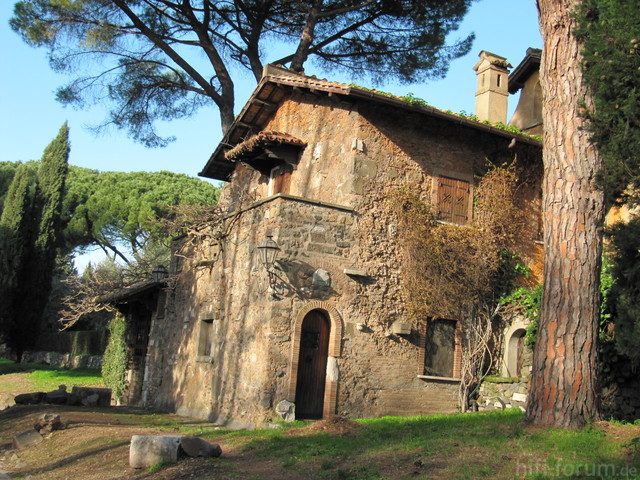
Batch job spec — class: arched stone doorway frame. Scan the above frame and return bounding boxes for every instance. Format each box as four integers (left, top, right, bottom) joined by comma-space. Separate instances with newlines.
502, 320, 528, 378
287, 301, 343, 419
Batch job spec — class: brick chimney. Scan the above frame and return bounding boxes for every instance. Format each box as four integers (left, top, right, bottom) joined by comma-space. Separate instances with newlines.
473, 51, 512, 124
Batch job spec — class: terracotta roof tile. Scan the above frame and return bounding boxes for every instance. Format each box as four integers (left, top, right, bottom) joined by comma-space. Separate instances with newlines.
224, 131, 306, 162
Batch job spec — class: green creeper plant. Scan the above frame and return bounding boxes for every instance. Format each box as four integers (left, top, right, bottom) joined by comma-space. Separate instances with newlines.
101, 312, 128, 402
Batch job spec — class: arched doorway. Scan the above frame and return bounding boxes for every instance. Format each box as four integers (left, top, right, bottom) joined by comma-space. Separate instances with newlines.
504, 328, 527, 377
295, 309, 330, 419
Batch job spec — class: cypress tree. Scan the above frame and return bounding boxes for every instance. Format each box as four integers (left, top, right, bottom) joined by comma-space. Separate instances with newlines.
0, 163, 37, 351
575, 2, 640, 366
0, 124, 69, 358
574, 0, 640, 200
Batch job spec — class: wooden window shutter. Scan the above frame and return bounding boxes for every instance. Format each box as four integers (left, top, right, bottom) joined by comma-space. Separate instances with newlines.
272, 164, 293, 195
437, 177, 471, 225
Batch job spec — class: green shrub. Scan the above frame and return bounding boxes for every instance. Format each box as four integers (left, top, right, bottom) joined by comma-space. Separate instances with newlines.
101, 313, 128, 401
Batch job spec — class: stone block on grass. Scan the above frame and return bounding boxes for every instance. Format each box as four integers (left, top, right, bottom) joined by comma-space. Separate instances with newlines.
14, 392, 46, 405
180, 437, 222, 458
129, 435, 223, 468
34, 413, 63, 434
12, 430, 43, 450
71, 386, 112, 407
129, 435, 183, 469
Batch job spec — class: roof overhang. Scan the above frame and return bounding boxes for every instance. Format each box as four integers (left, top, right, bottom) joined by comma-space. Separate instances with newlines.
225, 130, 306, 176
509, 48, 542, 94
98, 279, 166, 305
200, 64, 541, 181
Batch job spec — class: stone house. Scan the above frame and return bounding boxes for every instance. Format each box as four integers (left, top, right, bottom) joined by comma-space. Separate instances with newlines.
113, 52, 544, 428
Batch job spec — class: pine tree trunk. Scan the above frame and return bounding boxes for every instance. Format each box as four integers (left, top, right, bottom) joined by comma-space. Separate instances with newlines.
290, 0, 323, 72
526, 0, 605, 428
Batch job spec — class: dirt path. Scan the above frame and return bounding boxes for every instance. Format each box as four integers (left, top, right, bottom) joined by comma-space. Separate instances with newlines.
0, 404, 313, 480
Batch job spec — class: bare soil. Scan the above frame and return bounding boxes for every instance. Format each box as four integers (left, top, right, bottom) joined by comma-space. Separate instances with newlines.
0, 404, 306, 480
0, 373, 377, 480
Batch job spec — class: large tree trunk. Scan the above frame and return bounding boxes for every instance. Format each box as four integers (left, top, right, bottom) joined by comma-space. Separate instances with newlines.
526, 0, 605, 428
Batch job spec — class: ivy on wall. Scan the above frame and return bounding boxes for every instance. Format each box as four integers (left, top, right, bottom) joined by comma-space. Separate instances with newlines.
101, 312, 128, 402
392, 161, 537, 411
394, 161, 529, 321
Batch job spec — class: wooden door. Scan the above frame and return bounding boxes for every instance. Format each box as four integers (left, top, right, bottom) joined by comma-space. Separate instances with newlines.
272, 164, 292, 195
295, 310, 330, 419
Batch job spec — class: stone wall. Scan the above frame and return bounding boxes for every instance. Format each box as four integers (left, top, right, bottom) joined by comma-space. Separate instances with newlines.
21, 351, 103, 370
135, 92, 543, 427
478, 378, 529, 412
33, 330, 107, 356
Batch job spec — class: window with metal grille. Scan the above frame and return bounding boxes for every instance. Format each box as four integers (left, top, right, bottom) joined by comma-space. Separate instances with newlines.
436, 176, 471, 225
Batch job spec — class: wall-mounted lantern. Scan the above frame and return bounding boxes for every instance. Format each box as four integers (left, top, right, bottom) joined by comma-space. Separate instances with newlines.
257, 233, 282, 295
151, 265, 169, 282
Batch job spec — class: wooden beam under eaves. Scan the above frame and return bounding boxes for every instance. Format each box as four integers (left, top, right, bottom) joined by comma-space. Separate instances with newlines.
254, 98, 278, 108
327, 91, 342, 103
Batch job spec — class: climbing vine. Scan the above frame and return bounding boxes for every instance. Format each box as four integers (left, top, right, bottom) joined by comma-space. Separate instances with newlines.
500, 284, 542, 349
101, 312, 128, 402
393, 161, 532, 411
394, 161, 527, 321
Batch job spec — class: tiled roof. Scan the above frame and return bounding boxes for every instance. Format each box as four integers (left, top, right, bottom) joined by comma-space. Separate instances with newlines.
200, 64, 541, 181
225, 131, 306, 162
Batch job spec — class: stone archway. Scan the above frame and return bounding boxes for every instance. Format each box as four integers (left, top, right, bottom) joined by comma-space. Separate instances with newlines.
287, 301, 343, 419
502, 322, 529, 378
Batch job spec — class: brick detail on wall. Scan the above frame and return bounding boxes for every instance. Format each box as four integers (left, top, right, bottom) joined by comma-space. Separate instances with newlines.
453, 321, 463, 379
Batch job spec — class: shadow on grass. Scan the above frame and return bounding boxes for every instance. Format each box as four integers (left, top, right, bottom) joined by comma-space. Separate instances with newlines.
11, 441, 129, 478
0, 404, 219, 436
224, 410, 640, 480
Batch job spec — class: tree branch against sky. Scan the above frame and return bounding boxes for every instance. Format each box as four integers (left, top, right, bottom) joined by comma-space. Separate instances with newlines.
10, 0, 474, 146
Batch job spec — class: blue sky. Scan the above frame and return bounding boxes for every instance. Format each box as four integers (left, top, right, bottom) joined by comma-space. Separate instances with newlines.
0, 0, 542, 269
0, 1, 541, 176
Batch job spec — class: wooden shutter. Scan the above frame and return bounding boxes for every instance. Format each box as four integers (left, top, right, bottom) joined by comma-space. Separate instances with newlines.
437, 177, 471, 225
272, 164, 293, 195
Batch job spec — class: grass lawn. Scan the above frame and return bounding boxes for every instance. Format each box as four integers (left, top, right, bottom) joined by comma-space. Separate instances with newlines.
201, 411, 640, 479
2, 359, 640, 479
0, 357, 104, 393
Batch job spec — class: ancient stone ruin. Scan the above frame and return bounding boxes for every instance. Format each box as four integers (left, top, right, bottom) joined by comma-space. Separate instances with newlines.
129, 435, 222, 469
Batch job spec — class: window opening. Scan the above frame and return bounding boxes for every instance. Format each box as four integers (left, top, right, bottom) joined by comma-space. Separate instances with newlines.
198, 318, 214, 358
424, 319, 459, 378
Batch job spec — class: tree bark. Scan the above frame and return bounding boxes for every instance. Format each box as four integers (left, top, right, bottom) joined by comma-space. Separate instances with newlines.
290, 0, 323, 72
526, 0, 605, 428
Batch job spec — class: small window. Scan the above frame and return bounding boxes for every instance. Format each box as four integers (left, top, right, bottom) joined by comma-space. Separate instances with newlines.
269, 164, 293, 195
436, 176, 471, 225
424, 319, 461, 378
197, 318, 215, 361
